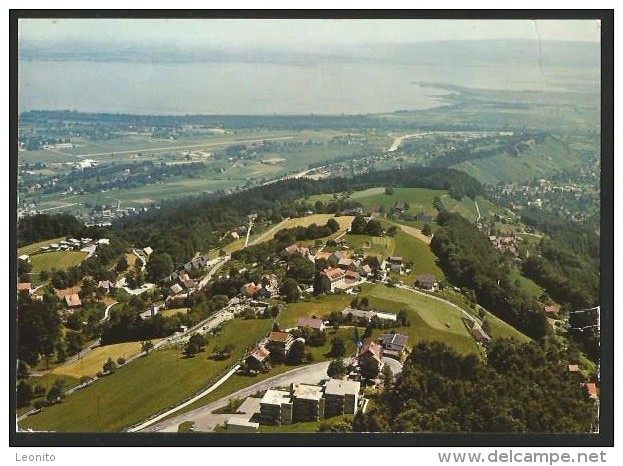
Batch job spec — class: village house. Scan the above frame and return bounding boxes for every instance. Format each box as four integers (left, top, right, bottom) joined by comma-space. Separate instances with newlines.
296, 317, 325, 332
344, 270, 361, 284
170, 283, 183, 295
337, 257, 354, 270
329, 251, 346, 263
323, 267, 346, 291
260, 274, 280, 297
544, 304, 558, 315
352, 262, 373, 278
284, 244, 310, 256
245, 346, 271, 373
394, 201, 408, 213
314, 251, 332, 262
358, 341, 384, 369
182, 278, 197, 290
377, 333, 408, 360
17, 282, 32, 294
240, 282, 263, 298
64, 293, 82, 309
341, 307, 397, 324
568, 364, 581, 374
342, 206, 363, 216
585, 382, 598, 401
388, 256, 403, 273
98, 280, 115, 294
266, 331, 295, 356
415, 274, 437, 291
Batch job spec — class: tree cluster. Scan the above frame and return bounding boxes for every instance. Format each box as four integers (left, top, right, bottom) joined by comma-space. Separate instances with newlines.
431, 211, 550, 340
377, 340, 597, 433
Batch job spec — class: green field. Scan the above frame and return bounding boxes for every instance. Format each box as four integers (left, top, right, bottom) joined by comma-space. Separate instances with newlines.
30, 251, 88, 273
19, 318, 273, 432
354, 187, 442, 217
158, 308, 189, 319
391, 230, 445, 283
18, 237, 66, 256
484, 310, 532, 343
361, 283, 480, 356
52, 342, 146, 379
438, 195, 479, 222
509, 268, 544, 300
279, 294, 354, 329
344, 234, 394, 258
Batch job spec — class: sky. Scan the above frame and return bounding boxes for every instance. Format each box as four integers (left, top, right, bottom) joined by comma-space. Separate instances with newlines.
18, 18, 601, 50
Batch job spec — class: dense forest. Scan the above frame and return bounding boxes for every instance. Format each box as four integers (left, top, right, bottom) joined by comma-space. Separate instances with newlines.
430, 211, 550, 340
17, 213, 86, 247
352, 340, 597, 433
518, 206, 601, 361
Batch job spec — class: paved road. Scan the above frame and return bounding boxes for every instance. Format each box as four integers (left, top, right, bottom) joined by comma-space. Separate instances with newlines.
100, 301, 118, 323
141, 361, 331, 433
247, 217, 290, 247
196, 255, 231, 290
395, 283, 475, 322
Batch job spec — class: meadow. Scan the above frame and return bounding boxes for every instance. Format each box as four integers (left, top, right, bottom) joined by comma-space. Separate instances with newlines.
52, 342, 145, 379
30, 251, 88, 273
19, 318, 273, 432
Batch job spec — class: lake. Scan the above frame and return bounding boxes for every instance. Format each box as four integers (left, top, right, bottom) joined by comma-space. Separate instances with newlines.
18, 59, 598, 116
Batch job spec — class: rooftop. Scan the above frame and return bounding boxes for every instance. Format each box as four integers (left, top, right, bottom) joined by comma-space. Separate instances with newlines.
297, 317, 324, 330
324, 378, 361, 396
260, 388, 292, 406
226, 417, 259, 429
378, 333, 408, 349
293, 383, 324, 401
324, 267, 345, 280
249, 346, 270, 362
65, 293, 82, 307
268, 331, 293, 343
17, 282, 32, 292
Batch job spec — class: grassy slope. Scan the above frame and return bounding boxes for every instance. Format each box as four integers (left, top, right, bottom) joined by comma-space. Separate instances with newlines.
30, 251, 88, 273
18, 237, 66, 256
344, 234, 394, 259
279, 294, 354, 329
509, 268, 544, 300
391, 230, 445, 281
20, 318, 273, 432
158, 308, 189, 319
361, 283, 480, 355
454, 137, 584, 185
355, 187, 442, 217
52, 342, 145, 379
